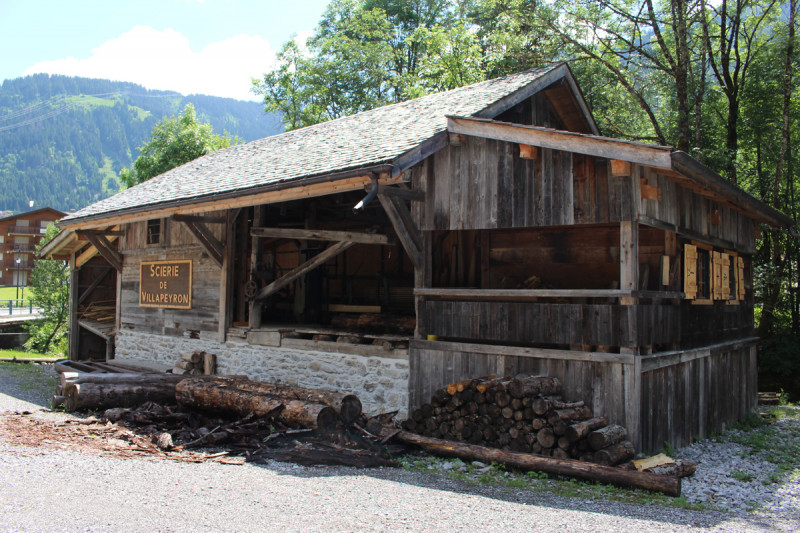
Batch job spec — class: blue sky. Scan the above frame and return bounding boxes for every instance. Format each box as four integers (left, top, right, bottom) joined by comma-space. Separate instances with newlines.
0, 0, 331, 100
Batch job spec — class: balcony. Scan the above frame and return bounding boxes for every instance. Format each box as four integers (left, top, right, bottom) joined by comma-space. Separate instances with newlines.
7, 225, 47, 236
6, 243, 37, 253
5, 260, 34, 270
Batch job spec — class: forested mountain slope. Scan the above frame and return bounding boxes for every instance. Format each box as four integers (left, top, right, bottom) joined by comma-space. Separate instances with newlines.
0, 74, 282, 212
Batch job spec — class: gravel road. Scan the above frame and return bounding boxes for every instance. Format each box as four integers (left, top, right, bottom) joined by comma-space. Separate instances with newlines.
1, 363, 798, 533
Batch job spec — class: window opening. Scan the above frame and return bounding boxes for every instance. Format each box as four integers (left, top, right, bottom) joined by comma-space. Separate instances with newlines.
146, 219, 162, 245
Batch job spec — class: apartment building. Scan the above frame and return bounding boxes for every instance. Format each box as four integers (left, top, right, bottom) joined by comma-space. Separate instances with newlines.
0, 207, 66, 287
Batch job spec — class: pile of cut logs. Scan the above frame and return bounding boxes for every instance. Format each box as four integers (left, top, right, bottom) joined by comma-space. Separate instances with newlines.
57, 370, 361, 430
172, 351, 216, 376
402, 374, 634, 466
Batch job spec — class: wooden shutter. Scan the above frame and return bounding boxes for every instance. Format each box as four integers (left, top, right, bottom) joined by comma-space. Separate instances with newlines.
720, 253, 731, 300
712, 251, 722, 300
737, 256, 746, 300
684, 244, 697, 299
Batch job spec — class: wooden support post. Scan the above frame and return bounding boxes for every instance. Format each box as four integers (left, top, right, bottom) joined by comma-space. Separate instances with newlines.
218, 209, 238, 343
622, 356, 642, 451
619, 221, 639, 303
253, 241, 355, 303
248, 206, 265, 329
378, 192, 423, 270
68, 253, 80, 361
173, 215, 224, 268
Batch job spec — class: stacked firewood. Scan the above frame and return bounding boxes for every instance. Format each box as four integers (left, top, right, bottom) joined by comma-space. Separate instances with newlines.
402, 374, 634, 466
172, 351, 216, 376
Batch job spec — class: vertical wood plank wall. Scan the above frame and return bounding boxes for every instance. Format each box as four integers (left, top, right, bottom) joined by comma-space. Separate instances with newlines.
118, 215, 224, 337
638, 341, 758, 452
421, 137, 756, 255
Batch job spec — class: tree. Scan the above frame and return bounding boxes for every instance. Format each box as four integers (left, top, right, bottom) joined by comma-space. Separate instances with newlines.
253, 0, 456, 131
119, 104, 235, 187
701, 0, 779, 185
25, 225, 70, 354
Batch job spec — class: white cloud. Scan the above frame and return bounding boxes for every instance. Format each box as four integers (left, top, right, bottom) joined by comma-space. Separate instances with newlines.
24, 26, 276, 101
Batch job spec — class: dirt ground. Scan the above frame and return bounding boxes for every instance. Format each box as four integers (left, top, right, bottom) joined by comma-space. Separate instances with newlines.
0, 410, 247, 464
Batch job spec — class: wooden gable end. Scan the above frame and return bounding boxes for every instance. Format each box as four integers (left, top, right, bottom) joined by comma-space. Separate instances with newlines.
420, 135, 636, 231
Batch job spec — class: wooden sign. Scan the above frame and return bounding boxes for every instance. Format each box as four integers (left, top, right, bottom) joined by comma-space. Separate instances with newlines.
139, 260, 192, 309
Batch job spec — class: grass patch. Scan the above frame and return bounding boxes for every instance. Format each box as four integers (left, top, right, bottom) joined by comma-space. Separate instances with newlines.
64, 94, 119, 109
397, 454, 710, 510
731, 470, 754, 482
0, 285, 33, 303
717, 406, 800, 482
0, 349, 55, 360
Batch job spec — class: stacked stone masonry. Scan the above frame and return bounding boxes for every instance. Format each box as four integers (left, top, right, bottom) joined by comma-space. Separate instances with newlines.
115, 330, 410, 418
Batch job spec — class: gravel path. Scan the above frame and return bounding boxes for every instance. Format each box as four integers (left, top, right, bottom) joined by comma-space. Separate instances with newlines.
1, 362, 798, 532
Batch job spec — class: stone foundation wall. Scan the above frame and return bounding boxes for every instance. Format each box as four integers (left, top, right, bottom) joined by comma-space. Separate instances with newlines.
115, 330, 410, 418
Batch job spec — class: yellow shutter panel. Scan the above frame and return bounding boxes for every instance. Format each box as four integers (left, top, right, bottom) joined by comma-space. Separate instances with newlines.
738, 256, 746, 300
711, 251, 720, 300
684, 244, 697, 299
720, 253, 731, 300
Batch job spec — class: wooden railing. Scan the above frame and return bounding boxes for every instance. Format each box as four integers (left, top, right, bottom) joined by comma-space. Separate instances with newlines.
7, 225, 46, 236
6, 243, 37, 252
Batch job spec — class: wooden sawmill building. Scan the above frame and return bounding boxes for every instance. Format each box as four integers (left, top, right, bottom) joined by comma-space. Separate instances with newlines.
42, 63, 794, 452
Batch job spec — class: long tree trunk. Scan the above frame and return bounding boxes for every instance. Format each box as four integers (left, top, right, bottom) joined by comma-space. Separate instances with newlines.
672, 0, 692, 152
725, 96, 740, 185
395, 431, 681, 496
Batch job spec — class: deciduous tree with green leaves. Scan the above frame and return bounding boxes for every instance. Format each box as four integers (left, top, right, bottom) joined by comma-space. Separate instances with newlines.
25, 225, 70, 355
119, 103, 235, 188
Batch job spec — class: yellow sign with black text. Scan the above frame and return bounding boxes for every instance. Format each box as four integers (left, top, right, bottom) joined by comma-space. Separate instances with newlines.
139, 260, 192, 309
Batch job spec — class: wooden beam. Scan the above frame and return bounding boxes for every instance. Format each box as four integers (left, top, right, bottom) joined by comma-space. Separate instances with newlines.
61, 173, 406, 231
75, 245, 99, 269
519, 144, 538, 160
253, 241, 355, 302
410, 339, 635, 365
475, 63, 571, 120
378, 192, 422, 270
77, 231, 122, 272
447, 116, 674, 169
172, 214, 226, 224
611, 160, 631, 177
78, 266, 113, 306
72, 229, 125, 236
251, 226, 396, 246
391, 132, 448, 178
414, 288, 632, 300
371, 185, 426, 202
173, 216, 223, 268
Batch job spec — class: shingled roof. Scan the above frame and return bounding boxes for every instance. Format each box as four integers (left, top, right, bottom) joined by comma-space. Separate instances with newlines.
61, 63, 580, 226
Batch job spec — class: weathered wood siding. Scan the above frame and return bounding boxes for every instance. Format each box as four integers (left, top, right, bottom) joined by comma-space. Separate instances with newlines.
638, 340, 758, 452
118, 216, 224, 337
420, 300, 682, 350
421, 139, 633, 231
639, 167, 755, 253
409, 340, 632, 437
416, 140, 756, 256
